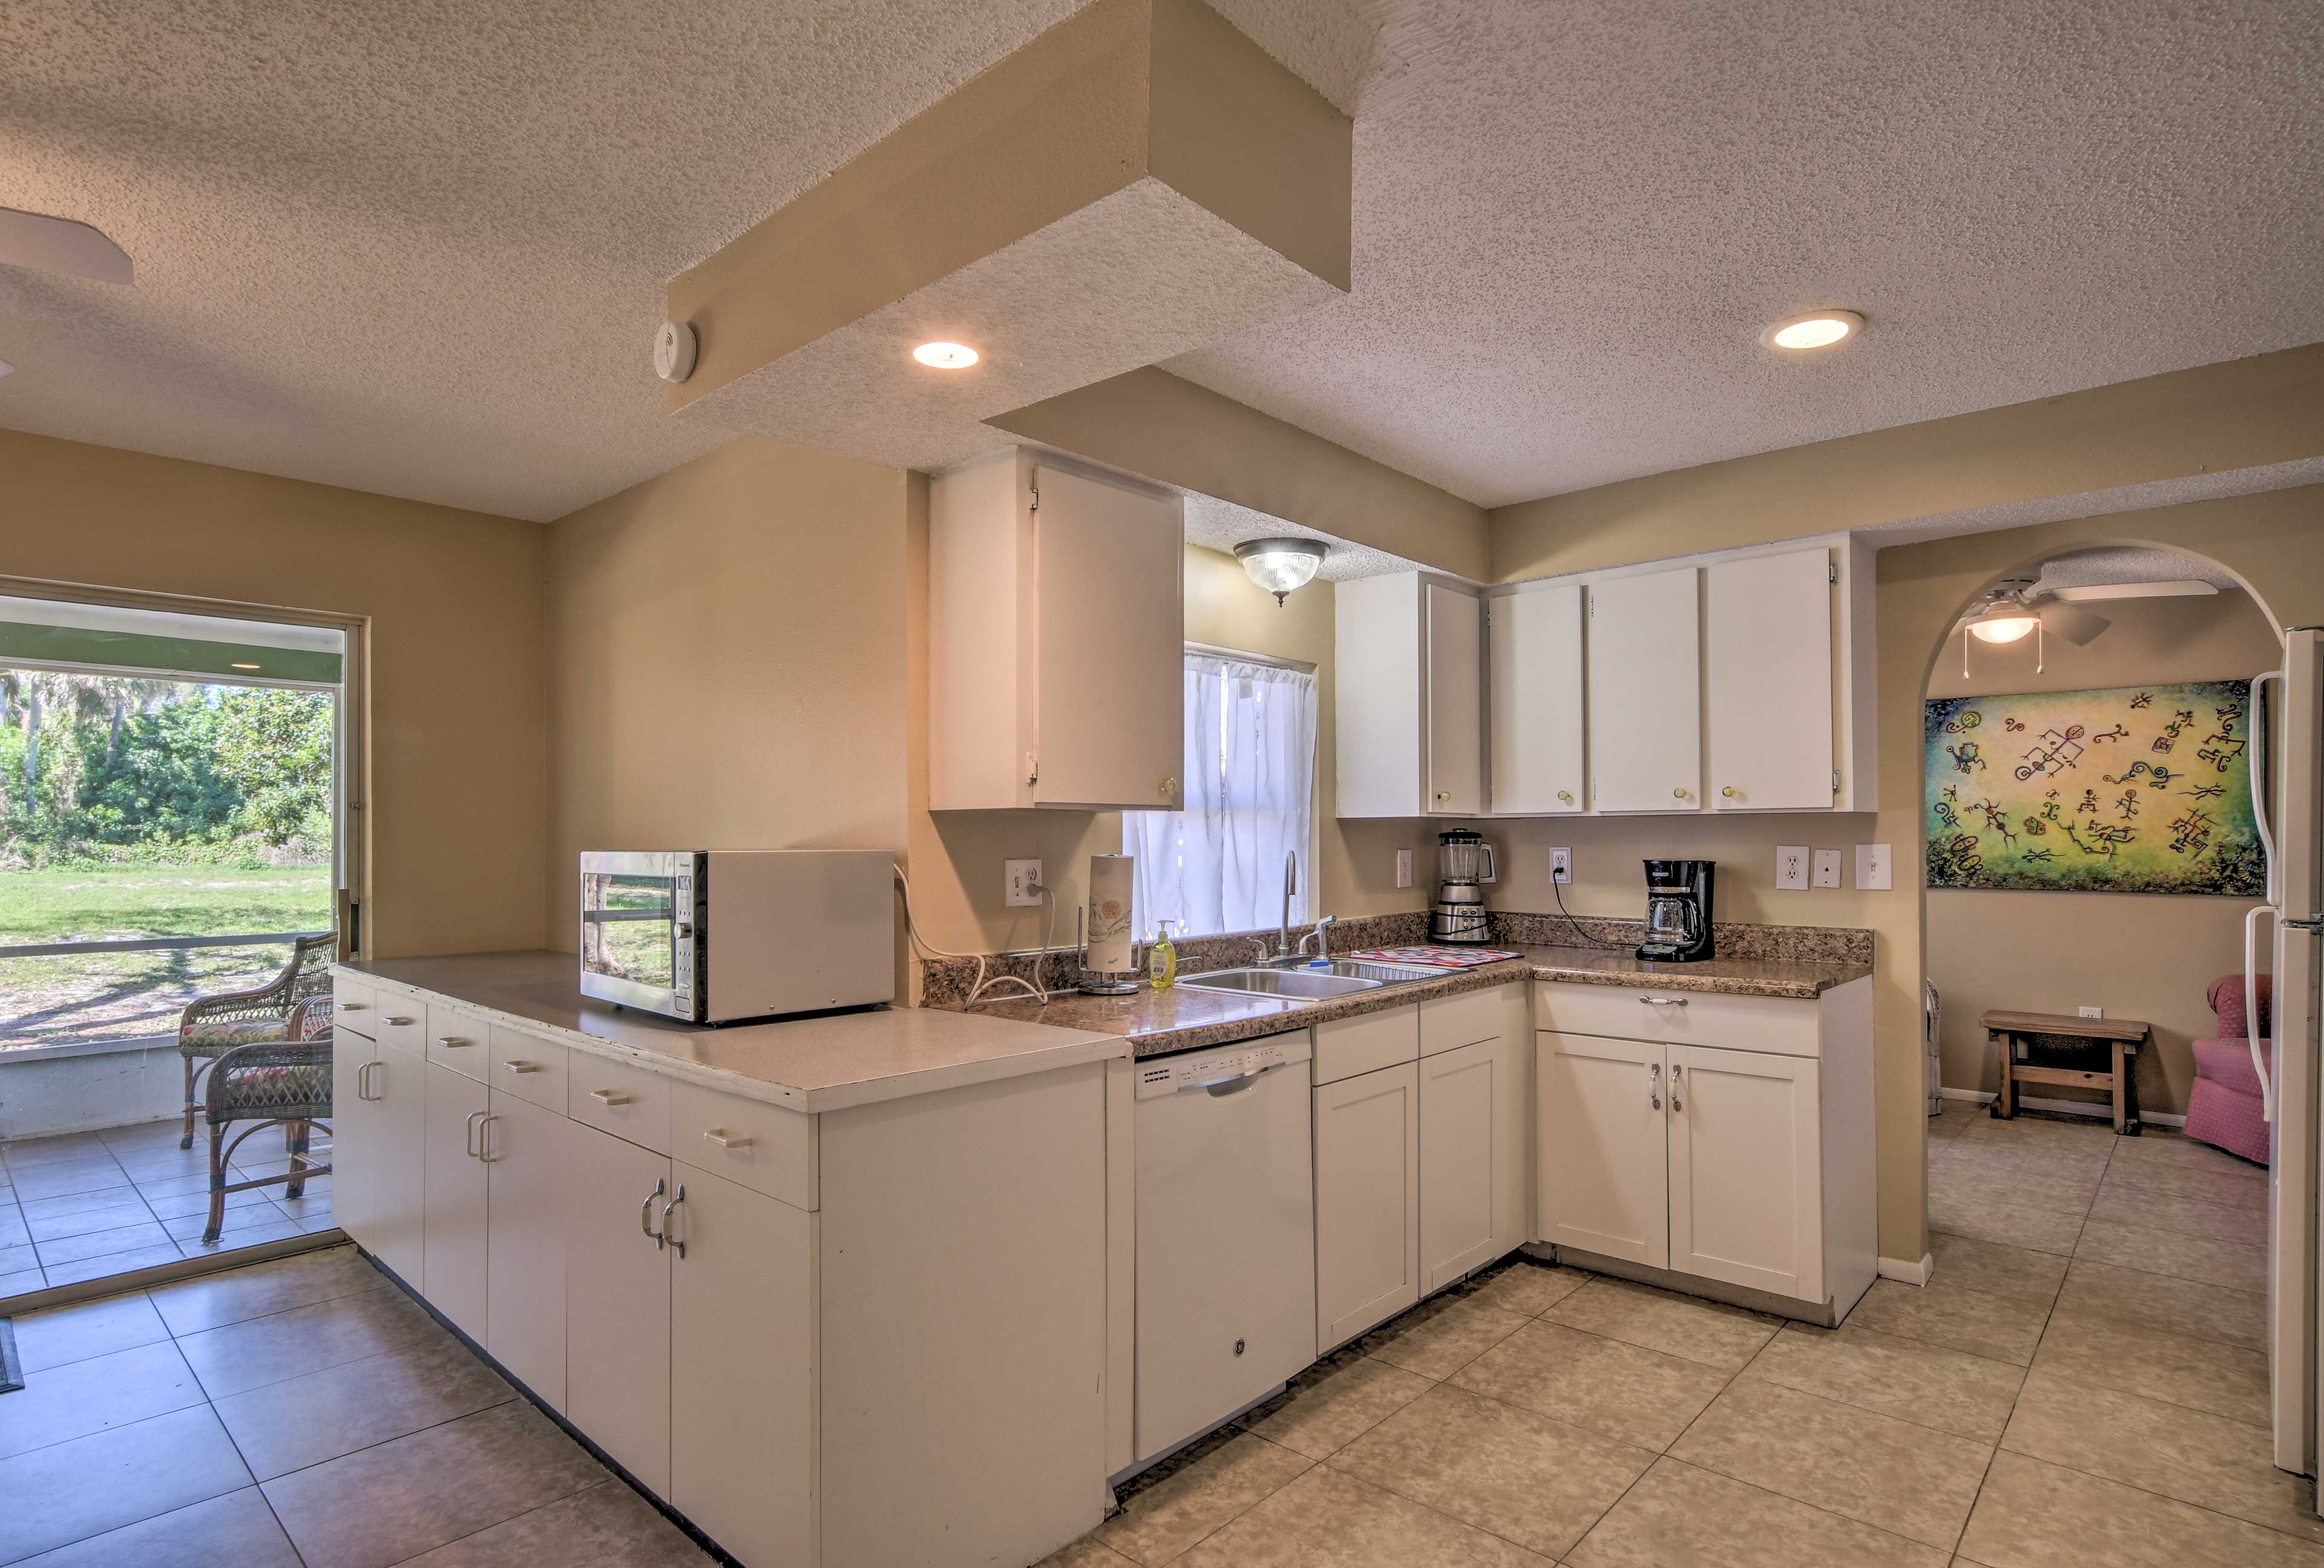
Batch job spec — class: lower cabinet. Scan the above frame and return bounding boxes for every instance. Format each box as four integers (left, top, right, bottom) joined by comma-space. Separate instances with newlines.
1418, 1035, 1527, 1291
564, 1119, 674, 1496
1313, 1061, 1420, 1350
367, 1038, 428, 1285
1665, 1042, 1822, 1301
1538, 1032, 1670, 1268
484, 1090, 568, 1409
329, 1029, 376, 1245
422, 1060, 490, 1339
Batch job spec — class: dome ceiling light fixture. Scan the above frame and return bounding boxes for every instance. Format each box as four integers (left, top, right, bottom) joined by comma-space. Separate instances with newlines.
1235, 538, 1328, 606
1767, 309, 1865, 350
911, 341, 980, 369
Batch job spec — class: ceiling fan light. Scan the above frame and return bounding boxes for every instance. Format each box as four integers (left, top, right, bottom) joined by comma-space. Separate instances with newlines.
1968, 612, 2039, 645
1234, 537, 1328, 605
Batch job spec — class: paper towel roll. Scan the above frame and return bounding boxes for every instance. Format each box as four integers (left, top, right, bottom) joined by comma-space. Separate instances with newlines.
1087, 855, 1135, 973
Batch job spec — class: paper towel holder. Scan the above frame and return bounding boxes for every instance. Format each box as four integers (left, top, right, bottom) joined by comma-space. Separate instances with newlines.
1074, 906, 1142, 995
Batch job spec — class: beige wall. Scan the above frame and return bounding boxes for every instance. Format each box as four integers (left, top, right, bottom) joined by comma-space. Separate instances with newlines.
0, 427, 547, 961
544, 440, 911, 959
1925, 592, 2280, 1117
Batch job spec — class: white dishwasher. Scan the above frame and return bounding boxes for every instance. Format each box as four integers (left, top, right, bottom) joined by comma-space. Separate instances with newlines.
1134, 1030, 1318, 1467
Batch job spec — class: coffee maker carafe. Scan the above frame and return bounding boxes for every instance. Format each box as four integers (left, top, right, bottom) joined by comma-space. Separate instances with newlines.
1429, 830, 1495, 944
1636, 859, 1715, 963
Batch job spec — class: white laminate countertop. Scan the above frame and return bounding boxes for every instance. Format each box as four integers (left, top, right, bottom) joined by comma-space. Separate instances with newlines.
335, 951, 1127, 1113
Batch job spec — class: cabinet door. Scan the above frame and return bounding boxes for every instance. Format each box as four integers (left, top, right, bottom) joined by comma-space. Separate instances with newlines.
564, 1122, 672, 1496
1426, 583, 1483, 815
1488, 584, 1584, 814
328, 1034, 376, 1249
421, 1060, 490, 1339
1705, 548, 1834, 810
670, 1164, 815, 1568
1537, 1032, 1668, 1267
368, 1043, 428, 1285
485, 1090, 568, 1411
1667, 1043, 1823, 1303
1032, 465, 1184, 810
1586, 567, 1701, 812
1313, 1061, 1420, 1350
1419, 1036, 1525, 1291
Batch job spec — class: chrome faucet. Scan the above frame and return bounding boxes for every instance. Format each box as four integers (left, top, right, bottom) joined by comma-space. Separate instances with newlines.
1277, 850, 1299, 961
1298, 914, 1337, 962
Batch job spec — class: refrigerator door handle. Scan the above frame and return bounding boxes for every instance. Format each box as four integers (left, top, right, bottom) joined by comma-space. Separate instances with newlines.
2248, 904, 2277, 1123
2254, 670, 2282, 905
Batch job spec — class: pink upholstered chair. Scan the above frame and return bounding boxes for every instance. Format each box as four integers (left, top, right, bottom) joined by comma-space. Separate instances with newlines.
2186, 974, 2271, 1166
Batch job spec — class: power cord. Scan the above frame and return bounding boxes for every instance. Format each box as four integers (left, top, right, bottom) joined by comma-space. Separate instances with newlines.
893, 863, 1057, 1008
1551, 874, 1629, 951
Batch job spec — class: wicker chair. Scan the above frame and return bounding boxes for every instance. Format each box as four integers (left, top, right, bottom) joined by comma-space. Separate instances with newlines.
177, 931, 337, 1149
201, 994, 334, 1244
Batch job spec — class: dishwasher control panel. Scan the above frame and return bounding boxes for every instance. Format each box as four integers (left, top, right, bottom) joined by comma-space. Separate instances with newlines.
1134, 1031, 1313, 1100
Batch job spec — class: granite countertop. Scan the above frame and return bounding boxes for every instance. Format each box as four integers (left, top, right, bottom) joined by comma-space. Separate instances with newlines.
949, 942, 1873, 1058
338, 951, 1128, 1112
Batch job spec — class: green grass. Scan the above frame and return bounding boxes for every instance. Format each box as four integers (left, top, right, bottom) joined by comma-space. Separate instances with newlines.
0, 864, 333, 1048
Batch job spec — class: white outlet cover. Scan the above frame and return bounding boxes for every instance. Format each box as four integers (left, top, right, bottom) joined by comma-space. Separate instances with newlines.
1396, 848, 1413, 890
1551, 847, 1572, 885
1776, 846, 1809, 891
1813, 849, 1842, 889
1004, 859, 1043, 908
2079, 1005, 2104, 1019
1856, 844, 1893, 891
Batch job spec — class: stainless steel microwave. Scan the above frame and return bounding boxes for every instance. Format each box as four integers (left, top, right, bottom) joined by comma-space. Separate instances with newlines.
579, 850, 894, 1023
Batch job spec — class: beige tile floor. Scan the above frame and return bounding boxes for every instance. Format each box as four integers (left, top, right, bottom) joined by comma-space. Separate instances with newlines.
1051, 1104, 2303, 1568
0, 1107, 2296, 1567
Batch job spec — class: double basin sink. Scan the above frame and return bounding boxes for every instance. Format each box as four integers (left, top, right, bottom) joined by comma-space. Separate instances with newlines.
1177, 957, 1447, 1000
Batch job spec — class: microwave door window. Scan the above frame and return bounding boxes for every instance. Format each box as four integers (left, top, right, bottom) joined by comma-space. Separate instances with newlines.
582, 873, 675, 989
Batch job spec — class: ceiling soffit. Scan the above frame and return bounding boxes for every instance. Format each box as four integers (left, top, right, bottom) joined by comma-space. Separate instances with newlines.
668, 0, 1351, 471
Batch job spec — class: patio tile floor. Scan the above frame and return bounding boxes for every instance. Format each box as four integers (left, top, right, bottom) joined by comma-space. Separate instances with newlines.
0, 1120, 336, 1302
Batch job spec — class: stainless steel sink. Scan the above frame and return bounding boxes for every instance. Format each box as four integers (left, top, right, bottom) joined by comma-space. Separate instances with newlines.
1310, 959, 1446, 984
1177, 967, 1382, 999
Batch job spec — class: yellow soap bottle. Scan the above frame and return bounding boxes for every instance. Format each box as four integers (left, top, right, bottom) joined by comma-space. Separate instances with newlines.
1147, 921, 1178, 989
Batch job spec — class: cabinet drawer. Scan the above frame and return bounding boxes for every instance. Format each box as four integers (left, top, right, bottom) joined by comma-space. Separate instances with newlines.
1533, 981, 1821, 1058
332, 977, 379, 1040
489, 1026, 569, 1115
1313, 1004, 1419, 1086
671, 1081, 815, 1212
1420, 985, 1506, 1058
371, 988, 427, 1057
426, 1003, 491, 1079
568, 1054, 671, 1152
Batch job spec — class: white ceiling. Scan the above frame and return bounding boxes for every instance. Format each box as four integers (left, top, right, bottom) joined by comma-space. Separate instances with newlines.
1, 1, 2317, 522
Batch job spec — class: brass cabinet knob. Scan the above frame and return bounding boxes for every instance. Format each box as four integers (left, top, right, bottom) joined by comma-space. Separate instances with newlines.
1436, 792, 1451, 802
1557, 790, 1573, 802
1672, 788, 1689, 801
1721, 786, 1736, 798
1160, 776, 1177, 798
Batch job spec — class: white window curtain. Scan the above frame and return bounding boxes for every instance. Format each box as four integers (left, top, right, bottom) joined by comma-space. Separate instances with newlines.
1125, 651, 1318, 939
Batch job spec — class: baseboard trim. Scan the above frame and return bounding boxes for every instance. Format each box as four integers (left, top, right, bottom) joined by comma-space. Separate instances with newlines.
1878, 1252, 1934, 1287
1935, 1086, 2185, 1128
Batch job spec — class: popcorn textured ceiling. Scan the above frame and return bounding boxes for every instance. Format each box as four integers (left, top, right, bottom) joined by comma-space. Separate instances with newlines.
0, 1, 2317, 522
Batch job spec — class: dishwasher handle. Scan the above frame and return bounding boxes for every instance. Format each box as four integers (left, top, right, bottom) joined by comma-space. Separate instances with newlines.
1186, 1063, 1281, 1097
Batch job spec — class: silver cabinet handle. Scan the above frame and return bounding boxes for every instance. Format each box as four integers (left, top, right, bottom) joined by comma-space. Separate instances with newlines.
641, 1176, 666, 1248
338, 1002, 364, 1012
1649, 1061, 1662, 1112
356, 1060, 378, 1101
660, 1186, 687, 1259
1639, 996, 1690, 1006
701, 1129, 752, 1150
503, 1060, 542, 1074
590, 1087, 631, 1105
476, 1114, 501, 1161
436, 1035, 474, 1049
383, 1015, 414, 1026
465, 1109, 487, 1158
1672, 1063, 1685, 1112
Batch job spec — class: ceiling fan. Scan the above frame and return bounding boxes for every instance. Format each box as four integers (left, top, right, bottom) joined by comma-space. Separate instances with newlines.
1955, 574, 2218, 674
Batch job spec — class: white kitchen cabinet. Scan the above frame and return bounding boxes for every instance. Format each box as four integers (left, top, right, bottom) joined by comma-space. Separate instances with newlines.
1334, 573, 1485, 818
1585, 565, 1701, 813
1313, 1060, 1421, 1349
669, 1163, 814, 1568
421, 1060, 490, 1340
1666, 1043, 1822, 1301
367, 1033, 427, 1286
484, 1089, 568, 1411
1486, 582, 1584, 814
564, 1120, 673, 1497
929, 448, 1185, 811
1705, 547, 1836, 810
329, 1024, 376, 1249
1419, 1034, 1527, 1291
1537, 1031, 1669, 1268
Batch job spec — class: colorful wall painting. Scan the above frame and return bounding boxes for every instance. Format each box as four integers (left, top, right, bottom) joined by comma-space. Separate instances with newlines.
1923, 680, 2264, 895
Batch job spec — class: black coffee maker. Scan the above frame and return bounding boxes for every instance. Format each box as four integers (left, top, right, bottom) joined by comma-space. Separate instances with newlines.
1636, 859, 1716, 963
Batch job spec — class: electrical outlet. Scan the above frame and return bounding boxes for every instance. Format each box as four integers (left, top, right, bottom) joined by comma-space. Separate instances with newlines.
1551, 848, 1572, 885
1004, 859, 1044, 908
1855, 844, 1892, 891
1396, 848, 1413, 890
1776, 846, 1809, 890
2079, 1005, 2104, 1020
1813, 849, 1842, 889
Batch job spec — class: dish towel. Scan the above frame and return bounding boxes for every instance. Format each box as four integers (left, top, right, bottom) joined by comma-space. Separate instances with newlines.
1350, 946, 1524, 969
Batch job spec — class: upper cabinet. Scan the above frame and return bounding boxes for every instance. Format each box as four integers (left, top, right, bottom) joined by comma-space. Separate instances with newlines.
1704, 548, 1836, 811
1486, 584, 1584, 815
1584, 566, 1702, 813
929, 450, 1185, 811
1337, 575, 1483, 818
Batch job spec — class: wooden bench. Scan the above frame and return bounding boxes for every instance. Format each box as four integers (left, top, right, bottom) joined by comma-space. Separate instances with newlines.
1983, 1009, 2152, 1135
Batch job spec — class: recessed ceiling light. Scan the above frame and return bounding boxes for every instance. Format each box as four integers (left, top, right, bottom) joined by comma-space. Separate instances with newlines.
230, 661, 262, 670
912, 341, 979, 369
1767, 310, 1865, 350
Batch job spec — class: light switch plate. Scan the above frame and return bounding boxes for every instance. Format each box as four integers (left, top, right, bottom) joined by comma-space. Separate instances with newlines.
1776, 846, 1809, 890
1856, 844, 1893, 891
1813, 849, 1842, 889
1004, 859, 1044, 908
1396, 848, 1413, 890
1551, 848, 1572, 885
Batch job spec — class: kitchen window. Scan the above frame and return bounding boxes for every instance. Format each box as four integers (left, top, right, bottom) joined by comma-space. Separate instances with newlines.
1124, 648, 1318, 939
